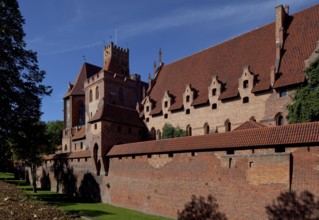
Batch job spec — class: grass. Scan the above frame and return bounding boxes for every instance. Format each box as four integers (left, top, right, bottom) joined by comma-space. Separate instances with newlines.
0, 172, 171, 220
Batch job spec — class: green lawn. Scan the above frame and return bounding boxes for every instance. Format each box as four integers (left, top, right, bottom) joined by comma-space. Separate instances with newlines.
0, 172, 171, 220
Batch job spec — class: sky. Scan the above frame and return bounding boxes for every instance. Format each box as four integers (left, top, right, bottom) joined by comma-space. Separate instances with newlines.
17, 0, 318, 122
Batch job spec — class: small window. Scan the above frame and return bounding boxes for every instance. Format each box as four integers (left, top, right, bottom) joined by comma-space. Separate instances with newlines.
186, 125, 192, 136
275, 113, 284, 126
186, 109, 190, 114
275, 146, 285, 153
225, 120, 231, 132
89, 89, 93, 102
146, 118, 149, 122
164, 114, 168, 119
168, 153, 173, 158
186, 95, 190, 102
80, 142, 83, 149
94, 124, 97, 130
64, 145, 67, 151
243, 80, 249, 89
212, 103, 217, 109
95, 86, 99, 100
74, 143, 77, 150
204, 123, 209, 135
227, 149, 234, 155
146, 106, 149, 112
164, 101, 168, 108
243, 97, 249, 103
212, 88, 217, 96
279, 90, 287, 97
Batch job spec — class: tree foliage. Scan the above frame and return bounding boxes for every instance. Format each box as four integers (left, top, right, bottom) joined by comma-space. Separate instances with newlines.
266, 191, 319, 220
287, 57, 319, 123
177, 194, 227, 220
162, 123, 185, 139
45, 120, 63, 153
0, 0, 51, 172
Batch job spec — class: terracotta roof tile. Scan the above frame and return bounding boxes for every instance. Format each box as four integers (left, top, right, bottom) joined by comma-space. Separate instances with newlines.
147, 5, 319, 112
107, 121, 319, 156
43, 150, 91, 160
274, 5, 319, 88
234, 121, 266, 131
71, 127, 86, 140
89, 101, 145, 127
64, 63, 102, 98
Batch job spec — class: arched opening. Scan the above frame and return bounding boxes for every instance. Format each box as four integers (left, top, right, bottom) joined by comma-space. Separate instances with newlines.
186, 125, 192, 136
204, 123, 210, 135
150, 127, 156, 140
95, 86, 99, 100
119, 88, 124, 104
275, 113, 284, 126
225, 119, 231, 132
156, 130, 162, 140
93, 144, 100, 176
64, 144, 67, 151
89, 89, 93, 102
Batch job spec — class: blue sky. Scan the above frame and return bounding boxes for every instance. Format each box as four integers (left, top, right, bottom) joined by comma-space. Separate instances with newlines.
18, 0, 317, 122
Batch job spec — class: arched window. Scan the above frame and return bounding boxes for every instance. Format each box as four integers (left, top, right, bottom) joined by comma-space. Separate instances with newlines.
186, 125, 192, 136
156, 130, 162, 140
78, 103, 85, 125
95, 86, 99, 100
225, 119, 231, 132
204, 123, 210, 135
64, 144, 67, 151
119, 88, 124, 104
150, 127, 156, 140
89, 89, 93, 102
275, 113, 284, 126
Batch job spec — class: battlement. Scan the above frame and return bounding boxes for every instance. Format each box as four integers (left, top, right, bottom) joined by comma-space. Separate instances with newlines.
104, 42, 130, 76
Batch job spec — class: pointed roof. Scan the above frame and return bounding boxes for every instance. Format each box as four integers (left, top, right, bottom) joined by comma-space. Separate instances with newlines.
234, 121, 266, 131
64, 62, 102, 98
146, 4, 319, 113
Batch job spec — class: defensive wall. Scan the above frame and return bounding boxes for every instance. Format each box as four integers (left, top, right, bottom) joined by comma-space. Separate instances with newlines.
41, 122, 319, 219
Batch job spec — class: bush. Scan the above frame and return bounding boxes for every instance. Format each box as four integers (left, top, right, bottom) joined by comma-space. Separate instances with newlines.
162, 123, 185, 139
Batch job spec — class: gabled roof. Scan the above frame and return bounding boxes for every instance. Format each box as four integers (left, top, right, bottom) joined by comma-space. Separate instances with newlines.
147, 4, 319, 113
234, 121, 266, 131
107, 121, 319, 157
64, 62, 102, 98
89, 101, 145, 127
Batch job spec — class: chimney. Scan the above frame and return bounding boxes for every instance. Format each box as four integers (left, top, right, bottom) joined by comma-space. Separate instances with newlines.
275, 5, 288, 45
270, 66, 276, 87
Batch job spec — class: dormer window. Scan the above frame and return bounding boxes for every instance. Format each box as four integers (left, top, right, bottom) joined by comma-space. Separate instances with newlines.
146, 106, 149, 112
164, 101, 168, 108
186, 109, 190, 114
212, 103, 217, 109
186, 95, 190, 102
243, 97, 249, 103
243, 80, 249, 89
212, 88, 217, 96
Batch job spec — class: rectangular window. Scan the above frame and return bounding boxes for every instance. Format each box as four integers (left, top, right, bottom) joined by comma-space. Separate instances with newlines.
243, 80, 249, 89
279, 90, 287, 97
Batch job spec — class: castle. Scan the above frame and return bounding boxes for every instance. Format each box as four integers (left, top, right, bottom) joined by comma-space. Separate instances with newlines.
42, 4, 319, 219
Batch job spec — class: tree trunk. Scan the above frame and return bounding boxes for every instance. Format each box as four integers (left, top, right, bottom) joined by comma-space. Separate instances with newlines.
31, 164, 37, 193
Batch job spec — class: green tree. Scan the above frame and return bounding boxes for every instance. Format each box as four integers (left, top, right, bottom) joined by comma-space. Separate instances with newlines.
288, 57, 319, 123
0, 0, 51, 170
46, 120, 63, 153
162, 123, 185, 139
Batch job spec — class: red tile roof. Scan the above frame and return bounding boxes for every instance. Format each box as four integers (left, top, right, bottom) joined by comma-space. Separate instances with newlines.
147, 5, 319, 113
274, 5, 319, 88
64, 63, 101, 98
89, 101, 145, 127
71, 127, 86, 140
43, 150, 91, 160
234, 121, 266, 131
107, 121, 319, 156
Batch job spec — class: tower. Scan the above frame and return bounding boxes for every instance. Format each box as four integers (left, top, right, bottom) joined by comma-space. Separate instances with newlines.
103, 42, 130, 76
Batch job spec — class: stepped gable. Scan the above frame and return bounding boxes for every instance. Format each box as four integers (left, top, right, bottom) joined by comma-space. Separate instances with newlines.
89, 101, 145, 127
64, 62, 102, 97
107, 121, 319, 156
233, 120, 266, 131
148, 4, 319, 115
274, 4, 319, 88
